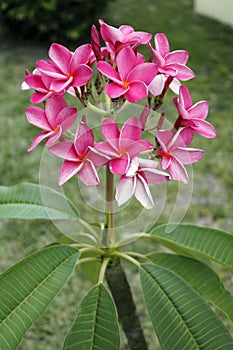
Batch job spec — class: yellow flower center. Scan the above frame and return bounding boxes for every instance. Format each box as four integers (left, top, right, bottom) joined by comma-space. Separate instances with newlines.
123, 80, 130, 89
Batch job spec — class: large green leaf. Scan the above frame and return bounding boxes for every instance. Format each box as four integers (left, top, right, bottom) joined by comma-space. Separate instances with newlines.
140, 263, 233, 350
148, 252, 233, 323
147, 224, 233, 269
63, 283, 120, 350
0, 182, 79, 220
0, 245, 80, 350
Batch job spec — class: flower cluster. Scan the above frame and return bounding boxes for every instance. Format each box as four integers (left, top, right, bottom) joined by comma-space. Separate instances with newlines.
22, 20, 216, 209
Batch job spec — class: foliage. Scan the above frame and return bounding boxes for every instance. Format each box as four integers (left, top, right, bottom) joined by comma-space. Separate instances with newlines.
0, 0, 110, 45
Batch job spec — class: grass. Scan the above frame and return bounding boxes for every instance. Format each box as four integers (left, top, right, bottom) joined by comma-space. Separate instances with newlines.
0, 0, 233, 348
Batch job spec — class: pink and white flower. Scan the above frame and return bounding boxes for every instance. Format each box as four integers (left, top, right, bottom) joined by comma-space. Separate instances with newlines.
148, 33, 195, 95
173, 86, 217, 138
49, 117, 107, 186
26, 95, 77, 152
116, 157, 170, 209
95, 117, 154, 175
97, 46, 157, 102
22, 69, 65, 104
156, 128, 204, 184
99, 19, 152, 55
36, 43, 93, 92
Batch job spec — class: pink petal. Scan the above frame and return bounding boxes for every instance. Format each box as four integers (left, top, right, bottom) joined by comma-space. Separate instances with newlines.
120, 117, 142, 143
86, 148, 109, 168
119, 24, 134, 35
71, 44, 92, 67
159, 65, 177, 76
49, 142, 78, 161
169, 128, 194, 149
50, 76, 73, 92
124, 81, 148, 102
161, 156, 171, 170
127, 31, 152, 45
191, 120, 217, 138
58, 107, 77, 131
168, 157, 189, 184
148, 74, 165, 96
156, 130, 173, 152
143, 168, 170, 184
26, 106, 51, 131
165, 50, 189, 65
45, 127, 62, 147
96, 61, 121, 83
36, 60, 65, 79
109, 157, 130, 175
58, 160, 82, 186
148, 44, 165, 68
172, 147, 204, 165
72, 65, 93, 87
179, 86, 192, 110
116, 176, 135, 206
126, 140, 154, 158
28, 132, 51, 152
154, 33, 170, 57
169, 63, 195, 80
173, 97, 189, 119
188, 101, 209, 120
49, 43, 72, 74
95, 141, 120, 157
134, 174, 154, 209
116, 47, 137, 80
100, 22, 123, 45
74, 118, 94, 155
30, 91, 53, 104
102, 118, 120, 140
128, 63, 157, 85
78, 160, 100, 186
45, 95, 67, 127
138, 158, 159, 169
105, 82, 126, 99
25, 74, 47, 92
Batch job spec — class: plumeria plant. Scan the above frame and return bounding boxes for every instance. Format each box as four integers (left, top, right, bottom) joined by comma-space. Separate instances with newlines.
0, 19, 233, 350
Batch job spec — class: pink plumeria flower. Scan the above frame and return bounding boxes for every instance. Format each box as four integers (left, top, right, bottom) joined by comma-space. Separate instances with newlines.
148, 33, 195, 95
26, 95, 77, 152
173, 86, 217, 138
156, 128, 204, 184
36, 43, 93, 92
97, 46, 157, 102
95, 117, 154, 175
116, 157, 170, 209
99, 19, 152, 56
22, 69, 65, 104
49, 116, 107, 186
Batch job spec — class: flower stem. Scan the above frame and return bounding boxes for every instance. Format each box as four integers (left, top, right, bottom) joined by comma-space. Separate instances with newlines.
102, 165, 115, 246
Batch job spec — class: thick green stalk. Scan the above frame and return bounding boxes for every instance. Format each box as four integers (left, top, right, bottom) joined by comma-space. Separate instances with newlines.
106, 259, 148, 350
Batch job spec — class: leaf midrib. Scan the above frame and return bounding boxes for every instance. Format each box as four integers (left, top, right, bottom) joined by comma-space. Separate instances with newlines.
0, 249, 78, 331
142, 264, 201, 349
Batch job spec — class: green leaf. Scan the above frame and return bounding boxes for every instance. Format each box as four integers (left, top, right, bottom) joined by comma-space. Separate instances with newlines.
148, 252, 233, 323
140, 263, 233, 350
0, 245, 80, 350
63, 283, 120, 350
147, 224, 233, 269
0, 182, 79, 220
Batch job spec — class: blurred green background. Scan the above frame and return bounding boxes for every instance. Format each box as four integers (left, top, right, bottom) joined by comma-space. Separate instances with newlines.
0, 0, 232, 348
